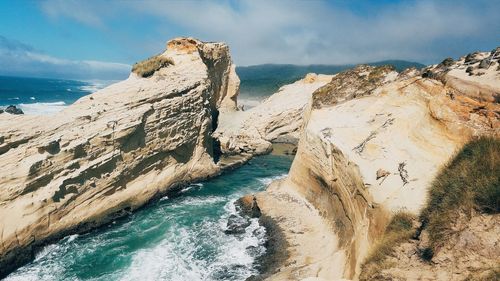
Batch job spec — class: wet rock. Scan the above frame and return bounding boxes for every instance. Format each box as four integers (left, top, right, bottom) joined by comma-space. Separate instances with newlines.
236, 195, 261, 218
4, 105, 24, 115
225, 214, 251, 234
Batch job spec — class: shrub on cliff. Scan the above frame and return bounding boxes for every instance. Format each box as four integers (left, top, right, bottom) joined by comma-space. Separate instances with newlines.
359, 211, 416, 281
420, 136, 500, 255
132, 55, 174, 78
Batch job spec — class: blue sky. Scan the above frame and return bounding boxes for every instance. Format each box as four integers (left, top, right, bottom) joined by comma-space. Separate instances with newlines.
0, 0, 498, 80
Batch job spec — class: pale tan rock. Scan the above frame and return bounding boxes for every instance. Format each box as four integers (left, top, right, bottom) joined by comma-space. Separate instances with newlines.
215, 73, 333, 155
252, 61, 499, 281
375, 214, 500, 281
0, 37, 240, 276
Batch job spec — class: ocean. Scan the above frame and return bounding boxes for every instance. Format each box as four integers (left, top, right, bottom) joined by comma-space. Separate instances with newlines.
1, 74, 294, 280
6, 155, 293, 281
0, 76, 111, 115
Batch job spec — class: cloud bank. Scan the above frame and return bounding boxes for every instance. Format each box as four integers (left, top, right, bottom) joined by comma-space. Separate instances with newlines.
39, 0, 500, 66
0, 36, 130, 80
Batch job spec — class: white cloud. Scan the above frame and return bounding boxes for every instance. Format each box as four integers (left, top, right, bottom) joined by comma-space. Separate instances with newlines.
0, 36, 130, 80
35, 0, 500, 65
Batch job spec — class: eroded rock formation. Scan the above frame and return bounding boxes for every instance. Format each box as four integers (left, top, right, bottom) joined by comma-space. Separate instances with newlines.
215, 73, 333, 157
249, 55, 499, 280
0, 37, 240, 277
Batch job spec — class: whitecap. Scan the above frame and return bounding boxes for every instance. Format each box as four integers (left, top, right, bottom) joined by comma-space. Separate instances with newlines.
79, 80, 117, 93
18, 101, 67, 115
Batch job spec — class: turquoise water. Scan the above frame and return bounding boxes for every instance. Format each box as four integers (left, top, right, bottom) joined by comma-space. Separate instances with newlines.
6, 155, 293, 281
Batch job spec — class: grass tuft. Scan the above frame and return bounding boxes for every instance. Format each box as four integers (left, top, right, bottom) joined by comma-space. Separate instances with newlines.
420, 137, 500, 254
132, 55, 174, 78
359, 211, 416, 281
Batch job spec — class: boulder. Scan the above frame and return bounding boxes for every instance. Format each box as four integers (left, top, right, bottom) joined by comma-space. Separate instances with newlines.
4, 105, 24, 115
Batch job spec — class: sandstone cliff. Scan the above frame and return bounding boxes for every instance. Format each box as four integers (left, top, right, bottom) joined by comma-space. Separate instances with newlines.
249, 51, 499, 280
215, 73, 333, 157
0, 37, 239, 277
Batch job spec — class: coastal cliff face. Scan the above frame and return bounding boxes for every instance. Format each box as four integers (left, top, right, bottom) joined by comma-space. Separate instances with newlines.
215, 73, 333, 157
252, 52, 499, 280
0, 37, 239, 277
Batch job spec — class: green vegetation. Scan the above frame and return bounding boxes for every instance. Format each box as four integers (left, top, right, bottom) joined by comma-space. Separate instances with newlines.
359, 212, 416, 281
420, 137, 500, 255
132, 55, 174, 78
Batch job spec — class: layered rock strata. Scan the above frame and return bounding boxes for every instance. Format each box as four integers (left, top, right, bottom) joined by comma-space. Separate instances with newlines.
0, 37, 239, 277
251, 55, 499, 280
215, 73, 333, 157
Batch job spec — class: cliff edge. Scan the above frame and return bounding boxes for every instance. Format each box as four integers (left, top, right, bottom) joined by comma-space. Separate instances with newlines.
248, 49, 499, 280
0, 37, 239, 277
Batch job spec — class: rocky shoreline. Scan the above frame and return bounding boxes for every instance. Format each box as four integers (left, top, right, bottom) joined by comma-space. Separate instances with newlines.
0, 37, 243, 278
243, 49, 500, 280
1, 38, 498, 280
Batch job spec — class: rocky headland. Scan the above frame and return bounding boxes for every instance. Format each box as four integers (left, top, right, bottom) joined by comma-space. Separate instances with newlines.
0, 37, 241, 277
0, 37, 498, 281
242, 50, 500, 280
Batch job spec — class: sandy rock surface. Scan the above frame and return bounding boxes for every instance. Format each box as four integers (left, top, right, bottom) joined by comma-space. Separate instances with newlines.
215, 73, 333, 156
252, 58, 499, 280
0, 37, 240, 277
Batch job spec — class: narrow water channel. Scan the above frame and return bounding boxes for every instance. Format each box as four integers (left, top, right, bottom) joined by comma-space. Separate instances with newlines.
6, 155, 293, 281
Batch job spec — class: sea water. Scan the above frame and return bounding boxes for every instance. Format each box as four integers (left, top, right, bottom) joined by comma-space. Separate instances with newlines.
2, 75, 293, 280
0, 76, 111, 114
6, 155, 293, 281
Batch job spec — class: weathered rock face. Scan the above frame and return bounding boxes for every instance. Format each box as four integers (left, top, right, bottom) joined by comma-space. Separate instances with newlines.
252, 59, 499, 280
366, 213, 500, 281
0, 37, 239, 277
215, 73, 333, 157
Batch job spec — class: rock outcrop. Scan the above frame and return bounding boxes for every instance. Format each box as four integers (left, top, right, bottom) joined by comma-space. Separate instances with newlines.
215, 73, 333, 157
250, 53, 499, 280
0, 37, 240, 277
3, 105, 24, 115
366, 213, 500, 281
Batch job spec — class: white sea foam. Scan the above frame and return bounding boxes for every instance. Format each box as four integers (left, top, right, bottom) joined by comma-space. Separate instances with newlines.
122, 199, 266, 281
258, 173, 288, 186
79, 80, 118, 93
18, 101, 67, 115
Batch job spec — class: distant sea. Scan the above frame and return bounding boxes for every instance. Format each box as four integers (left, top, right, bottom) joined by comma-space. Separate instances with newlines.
1, 60, 424, 114
0, 76, 112, 115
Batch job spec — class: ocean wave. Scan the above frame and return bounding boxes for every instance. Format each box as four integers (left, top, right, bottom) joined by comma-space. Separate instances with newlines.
18, 101, 67, 115
122, 200, 266, 281
79, 80, 118, 93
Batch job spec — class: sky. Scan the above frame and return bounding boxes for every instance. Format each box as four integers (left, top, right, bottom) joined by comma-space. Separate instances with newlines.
0, 0, 498, 80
